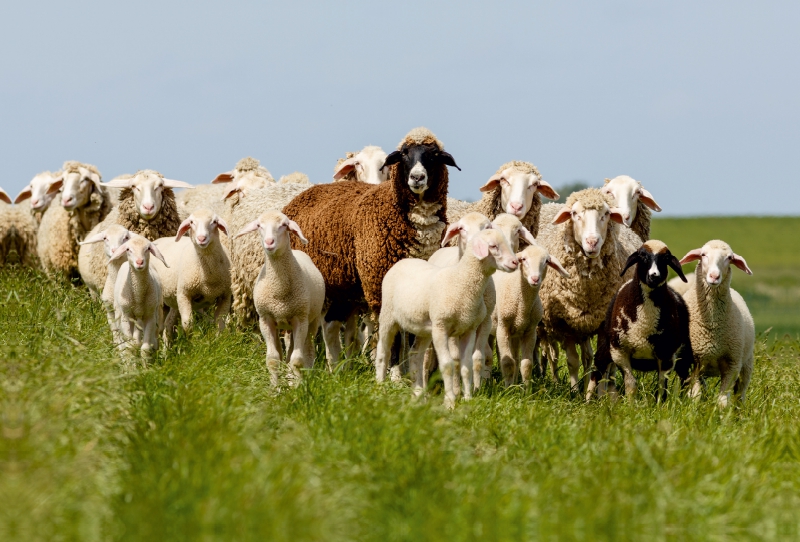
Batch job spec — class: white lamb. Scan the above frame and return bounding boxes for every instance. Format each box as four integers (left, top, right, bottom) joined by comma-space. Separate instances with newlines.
14, 171, 61, 224
376, 228, 519, 407
235, 211, 325, 387
679, 240, 755, 407
332, 146, 390, 185
111, 234, 169, 360
151, 209, 232, 341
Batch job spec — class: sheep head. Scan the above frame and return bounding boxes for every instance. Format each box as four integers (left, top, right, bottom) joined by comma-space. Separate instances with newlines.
621, 240, 684, 289
176, 208, 228, 249
15, 171, 60, 210
601, 175, 661, 228
516, 243, 569, 287
480, 161, 558, 219
333, 146, 389, 185
104, 170, 193, 220
680, 239, 752, 286
491, 213, 536, 253
110, 233, 168, 270
80, 224, 131, 259
52, 162, 103, 212
234, 210, 308, 256
552, 189, 624, 259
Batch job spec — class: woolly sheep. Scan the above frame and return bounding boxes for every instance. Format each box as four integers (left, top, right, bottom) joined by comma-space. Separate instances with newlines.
535, 190, 626, 389
78, 225, 132, 342
332, 146, 390, 185
235, 211, 325, 386
111, 233, 169, 359
151, 209, 232, 340
14, 171, 61, 225
0, 188, 39, 267
679, 240, 755, 407
377, 228, 518, 407
278, 172, 311, 185
447, 160, 559, 239
79, 170, 191, 293
589, 240, 694, 401
667, 274, 694, 296
37, 161, 113, 279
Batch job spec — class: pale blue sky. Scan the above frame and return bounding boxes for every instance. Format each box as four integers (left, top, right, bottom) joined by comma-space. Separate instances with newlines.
2, 1, 798, 215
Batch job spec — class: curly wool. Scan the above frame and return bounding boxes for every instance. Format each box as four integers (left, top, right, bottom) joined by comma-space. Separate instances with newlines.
284, 127, 450, 322
446, 161, 545, 237
235, 157, 273, 180
62, 161, 101, 178
536, 194, 625, 344
226, 183, 313, 325
0, 204, 39, 267
278, 172, 310, 185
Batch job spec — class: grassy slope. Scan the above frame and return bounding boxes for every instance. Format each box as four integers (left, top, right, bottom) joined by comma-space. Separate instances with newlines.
2, 217, 799, 541
651, 216, 800, 337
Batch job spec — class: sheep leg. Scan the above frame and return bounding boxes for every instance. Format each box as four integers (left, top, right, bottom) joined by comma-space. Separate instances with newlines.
717, 357, 739, 408
433, 327, 456, 408
496, 326, 516, 387
214, 294, 232, 333
734, 354, 753, 403
565, 339, 581, 390
362, 317, 375, 356
580, 338, 594, 374
141, 317, 158, 360
611, 348, 636, 398
422, 345, 437, 390
457, 333, 476, 401
304, 318, 319, 370
547, 341, 560, 382
322, 320, 343, 372
472, 316, 492, 391
375, 318, 398, 383
520, 328, 537, 385
117, 315, 134, 352
177, 291, 194, 335
447, 336, 462, 398
259, 317, 282, 388
656, 360, 668, 404
288, 318, 309, 384
408, 336, 431, 396
343, 313, 360, 359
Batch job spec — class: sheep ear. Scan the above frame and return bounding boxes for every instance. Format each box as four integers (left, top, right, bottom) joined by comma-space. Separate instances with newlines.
731, 253, 753, 275
234, 220, 260, 239
536, 180, 559, 201
437, 151, 460, 171
175, 218, 193, 241
668, 255, 688, 282
380, 151, 403, 172
162, 179, 194, 189
552, 206, 572, 224
441, 222, 463, 247
621, 252, 639, 277
223, 185, 241, 200
286, 219, 309, 244
480, 175, 502, 193
79, 168, 102, 188
609, 207, 625, 225
103, 176, 133, 188
46, 179, 64, 194
216, 217, 229, 236
0, 189, 11, 204
638, 188, 662, 212
333, 158, 356, 181
79, 231, 107, 245
211, 171, 235, 184
518, 226, 536, 246
109, 244, 128, 262
148, 243, 169, 267
13, 187, 32, 204
679, 249, 703, 265
604, 178, 612, 185
547, 255, 570, 277
472, 237, 489, 259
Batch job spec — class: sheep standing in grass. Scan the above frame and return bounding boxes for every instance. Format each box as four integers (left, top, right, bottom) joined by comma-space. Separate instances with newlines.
78, 225, 132, 342
151, 209, 232, 341
680, 240, 755, 406
14, 171, 62, 225
589, 240, 694, 401
112, 234, 169, 359
37, 162, 113, 279
79, 171, 191, 292
377, 228, 518, 407
0, 188, 39, 267
535, 189, 626, 388
447, 161, 558, 239
235, 211, 325, 386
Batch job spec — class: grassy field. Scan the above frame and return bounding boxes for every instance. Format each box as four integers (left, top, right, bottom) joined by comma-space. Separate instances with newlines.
2, 217, 798, 540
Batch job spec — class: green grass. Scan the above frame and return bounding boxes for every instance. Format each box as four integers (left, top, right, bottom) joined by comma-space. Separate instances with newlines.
2, 216, 799, 540
652, 216, 800, 338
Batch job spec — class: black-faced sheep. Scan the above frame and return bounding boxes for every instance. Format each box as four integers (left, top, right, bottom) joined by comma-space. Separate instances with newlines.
588, 240, 694, 401
282, 127, 460, 326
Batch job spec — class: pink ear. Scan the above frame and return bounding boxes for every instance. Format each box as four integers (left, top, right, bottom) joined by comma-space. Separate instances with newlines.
46, 179, 64, 194
518, 226, 536, 246
212, 171, 235, 184
175, 218, 193, 241
332, 158, 356, 181
234, 220, 260, 239
109, 244, 128, 262
638, 188, 662, 212
286, 219, 309, 244
79, 231, 107, 245
148, 243, 169, 267
216, 217, 229, 236
0, 189, 11, 204
536, 180, 559, 201
479, 175, 502, 193
13, 188, 31, 204
441, 222, 463, 247
472, 237, 489, 259
102, 176, 132, 188
609, 207, 625, 224
731, 253, 753, 275
679, 249, 703, 265
547, 255, 570, 277
552, 206, 572, 224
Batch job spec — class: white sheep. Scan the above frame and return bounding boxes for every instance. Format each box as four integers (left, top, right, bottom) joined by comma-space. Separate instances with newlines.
14, 171, 61, 225
376, 228, 519, 407
234, 210, 325, 386
111, 234, 169, 359
535, 190, 626, 389
600, 175, 661, 241
0, 188, 39, 267
667, 274, 694, 296
151, 209, 232, 340
679, 240, 755, 407
78, 225, 132, 343
332, 146, 390, 185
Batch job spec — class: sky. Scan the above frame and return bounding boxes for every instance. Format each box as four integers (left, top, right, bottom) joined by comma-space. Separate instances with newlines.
1, 1, 798, 215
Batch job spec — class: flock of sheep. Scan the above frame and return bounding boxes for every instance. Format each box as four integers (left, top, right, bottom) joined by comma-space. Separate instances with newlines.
1, 127, 755, 408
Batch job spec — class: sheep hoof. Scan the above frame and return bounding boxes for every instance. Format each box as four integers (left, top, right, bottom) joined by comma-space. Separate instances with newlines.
389, 366, 402, 383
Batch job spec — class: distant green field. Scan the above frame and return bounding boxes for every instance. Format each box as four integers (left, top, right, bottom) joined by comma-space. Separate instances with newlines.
652, 216, 800, 338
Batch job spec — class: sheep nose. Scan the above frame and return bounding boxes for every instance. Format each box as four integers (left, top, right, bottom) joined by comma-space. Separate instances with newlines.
530, 275, 540, 285
709, 271, 720, 281
142, 202, 155, 213
62, 196, 73, 206
264, 238, 275, 248
32, 198, 40, 207
135, 258, 144, 267
509, 202, 524, 215
586, 237, 598, 249
196, 235, 207, 244
410, 172, 426, 183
